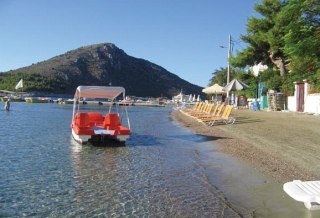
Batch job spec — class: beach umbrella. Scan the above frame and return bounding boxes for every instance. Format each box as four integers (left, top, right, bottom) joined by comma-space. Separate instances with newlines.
202, 84, 225, 94
197, 95, 201, 102
223, 79, 249, 92
223, 79, 249, 106
202, 83, 226, 101
188, 94, 192, 102
192, 94, 196, 102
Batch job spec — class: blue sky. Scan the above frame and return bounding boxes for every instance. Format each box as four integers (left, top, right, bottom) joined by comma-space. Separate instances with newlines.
0, 0, 260, 87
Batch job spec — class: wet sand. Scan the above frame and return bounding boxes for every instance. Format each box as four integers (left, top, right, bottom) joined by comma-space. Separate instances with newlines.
172, 109, 320, 182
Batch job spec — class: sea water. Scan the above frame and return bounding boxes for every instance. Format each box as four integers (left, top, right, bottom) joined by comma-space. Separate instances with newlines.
0, 103, 319, 217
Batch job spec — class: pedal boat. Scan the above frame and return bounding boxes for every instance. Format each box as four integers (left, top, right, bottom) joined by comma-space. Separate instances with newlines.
71, 86, 131, 145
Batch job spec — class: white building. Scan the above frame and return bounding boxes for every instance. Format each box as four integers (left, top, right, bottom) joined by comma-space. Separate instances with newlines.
172, 92, 192, 102
287, 80, 320, 114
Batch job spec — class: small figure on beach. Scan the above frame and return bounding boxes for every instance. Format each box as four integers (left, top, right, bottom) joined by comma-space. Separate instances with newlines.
5, 98, 10, 111
176, 100, 181, 108
252, 99, 260, 111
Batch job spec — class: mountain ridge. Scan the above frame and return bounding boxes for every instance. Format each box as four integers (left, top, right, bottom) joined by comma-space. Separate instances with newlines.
0, 43, 203, 97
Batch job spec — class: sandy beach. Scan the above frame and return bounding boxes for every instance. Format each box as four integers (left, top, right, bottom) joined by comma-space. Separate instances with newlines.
172, 108, 320, 182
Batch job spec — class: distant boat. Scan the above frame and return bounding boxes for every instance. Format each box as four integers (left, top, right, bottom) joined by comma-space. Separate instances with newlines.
57, 98, 74, 104
149, 100, 165, 107
0, 96, 24, 102
133, 99, 165, 107
119, 99, 133, 106
24, 97, 49, 103
71, 86, 131, 145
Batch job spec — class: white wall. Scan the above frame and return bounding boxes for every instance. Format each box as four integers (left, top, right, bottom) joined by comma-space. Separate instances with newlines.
287, 81, 320, 114
287, 93, 320, 114
287, 96, 296, 112
304, 95, 320, 114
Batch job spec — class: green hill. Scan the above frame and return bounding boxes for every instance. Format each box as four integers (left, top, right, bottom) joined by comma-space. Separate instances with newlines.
0, 43, 203, 97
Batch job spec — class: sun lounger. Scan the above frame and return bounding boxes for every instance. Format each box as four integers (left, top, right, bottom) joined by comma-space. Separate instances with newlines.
182, 102, 203, 115
201, 105, 235, 126
196, 104, 223, 121
198, 105, 225, 122
283, 180, 320, 210
181, 102, 199, 113
192, 104, 215, 118
186, 103, 206, 116
194, 104, 217, 119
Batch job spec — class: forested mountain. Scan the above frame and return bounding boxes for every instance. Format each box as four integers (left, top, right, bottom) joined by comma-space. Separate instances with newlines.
0, 43, 203, 97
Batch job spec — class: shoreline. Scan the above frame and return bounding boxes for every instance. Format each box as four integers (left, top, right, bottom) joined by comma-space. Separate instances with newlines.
171, 109, 320, 182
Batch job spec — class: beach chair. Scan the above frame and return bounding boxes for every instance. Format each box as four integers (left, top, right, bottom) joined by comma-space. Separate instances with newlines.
201, 105, 236, 126
180, 103, 199, 116
198, 105, 225, 122
181, 102, 199, 113
283, 180, 320, 210
182, 102, 202, 115
186, 102, 206, 116
196, 104, 219, 120
191, 104, 214, 118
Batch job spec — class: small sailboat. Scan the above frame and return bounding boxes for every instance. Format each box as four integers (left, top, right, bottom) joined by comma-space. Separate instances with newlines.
71, 86, 131, 145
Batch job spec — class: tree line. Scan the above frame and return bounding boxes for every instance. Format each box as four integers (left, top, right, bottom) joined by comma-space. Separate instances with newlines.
209, 0, 319, 97
0, 72, 67, 93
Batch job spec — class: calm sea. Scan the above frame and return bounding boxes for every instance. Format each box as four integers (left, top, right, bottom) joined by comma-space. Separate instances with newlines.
1, 103, 318, 217
0, 103, 245, 217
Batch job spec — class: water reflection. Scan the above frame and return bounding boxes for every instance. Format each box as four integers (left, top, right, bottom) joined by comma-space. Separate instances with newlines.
70, 144, 242, 216
1, 104, 243, 217
66, 107, 244, 217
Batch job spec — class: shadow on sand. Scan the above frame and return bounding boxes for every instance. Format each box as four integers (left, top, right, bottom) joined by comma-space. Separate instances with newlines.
231, 116, 264, 125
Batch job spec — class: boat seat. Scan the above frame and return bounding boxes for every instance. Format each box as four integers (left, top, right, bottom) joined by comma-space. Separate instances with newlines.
88, 112, 104, 121
75, 112, 90, 127
103, 113, 121, 128
283, 180, 320, 210
87, 112, 104, 125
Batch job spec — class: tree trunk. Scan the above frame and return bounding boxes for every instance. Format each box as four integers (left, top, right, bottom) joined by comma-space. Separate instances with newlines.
269, 52, 286, 77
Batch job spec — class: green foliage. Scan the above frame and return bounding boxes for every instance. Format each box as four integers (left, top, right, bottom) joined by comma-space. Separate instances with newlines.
314, 69, 320, 91
209, 67, 258, 98
231, 0, 287, 68
258, 68, 282, 91
267, 74, 282, 91
227, 0, 320, 94
237, 72, 258, 98
208, 68, 228, 86
209, 67, 247, 86
0, 72, 67, 93
280, 0, 320, 79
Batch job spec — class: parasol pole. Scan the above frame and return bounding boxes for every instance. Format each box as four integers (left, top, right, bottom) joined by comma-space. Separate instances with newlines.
227, 34, 231, 100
